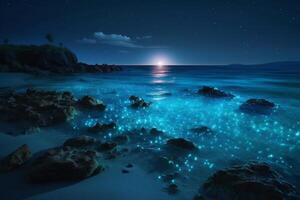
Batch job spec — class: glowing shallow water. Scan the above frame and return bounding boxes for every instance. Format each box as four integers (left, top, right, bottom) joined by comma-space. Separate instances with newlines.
0, 65, 300, 191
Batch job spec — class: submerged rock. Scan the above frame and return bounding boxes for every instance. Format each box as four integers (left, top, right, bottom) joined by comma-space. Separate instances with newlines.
97, 142, 117, 152
166, 183, 179, 194
240, 98, 275, 114
190, 126, 213, 136
88, 122, 116, 133
0, 89, 76, 126
63, 135, 97, 148
150, 128, 164, 136
0, 144, 31, 172
113, 135, 130, 144
129, 95, 151, 108
202, 162, 300, 200
198, 86, 234, 99
28, 147, 102, 182
167, 138, 197, 151
78, 96, 106, 110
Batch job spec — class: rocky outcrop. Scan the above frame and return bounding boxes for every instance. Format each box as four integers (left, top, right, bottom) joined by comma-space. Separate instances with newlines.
198, 86, 234, 99
78, 96, 106, 110
28, 146, 103, 183
240, 98, 275, 114
166, 138, 197, 151
63, 135, 98, 148
0, 89, 77, 126
129, 95, 151, 108
0, 44, 121, 74
201, 162, 300, 200
0, 144, 31, 172
88, 122, 116, 133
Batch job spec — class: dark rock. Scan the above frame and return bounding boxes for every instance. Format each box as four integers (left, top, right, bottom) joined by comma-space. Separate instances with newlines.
122, 169, 130, 174
0, 89, 77, 126
88, 122, 116, 133
240, 98, 275, 115
202, 162, 300, 200
150, 128, 164, 136
167, 183, 179, 194
113, 135, 130, 144
190, 126, 213, 136
198, 86, 234, 98
129, 95, 151, 108
162, 172, 180, 183
0, 144, 31, 172
126, 163, 134, 168
97, 142, 117, 152
28, 147, 102, 183
63, 135, 97, 148
167, 138, 197, 151
78, 96, 106, 110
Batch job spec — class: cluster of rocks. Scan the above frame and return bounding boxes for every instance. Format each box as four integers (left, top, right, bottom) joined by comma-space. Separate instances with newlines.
0, 135, 128, 183
0, 89, 77, 126
0, 89, 106, 127
198, 162, 300, 200
198, 86, 276, 115
0, 44, 122, 74
129, 95, 151, 108
198, 86, 234, 99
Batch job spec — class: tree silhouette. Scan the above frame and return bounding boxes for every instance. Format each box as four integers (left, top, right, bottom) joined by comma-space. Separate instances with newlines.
45, 33, 54, 43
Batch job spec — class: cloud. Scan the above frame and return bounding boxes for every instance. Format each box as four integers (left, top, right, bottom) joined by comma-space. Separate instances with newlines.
78, 32, 164, 49
93, 32, 143, 48
78, 37, 97, 44
136, 35, 152, 40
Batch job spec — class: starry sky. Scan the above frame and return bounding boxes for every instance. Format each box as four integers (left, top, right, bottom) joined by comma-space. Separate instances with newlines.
0, 0, 299, 65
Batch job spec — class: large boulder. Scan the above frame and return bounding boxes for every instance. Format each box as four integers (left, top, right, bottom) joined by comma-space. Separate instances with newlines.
202, 162, 300, 200
28, 147, 103, 183
0, 89, 77, 126
166, 138, 197, 151
0, 144, 31, 172
198, 86, 234, 99
78, 96, 106, 110
240, 99, 275, 114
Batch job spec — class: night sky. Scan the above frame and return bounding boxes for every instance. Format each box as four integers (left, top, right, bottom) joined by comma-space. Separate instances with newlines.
0, 0, 299, 65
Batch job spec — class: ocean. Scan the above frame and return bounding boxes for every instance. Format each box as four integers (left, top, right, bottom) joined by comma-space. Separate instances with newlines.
0, 64, 300, 199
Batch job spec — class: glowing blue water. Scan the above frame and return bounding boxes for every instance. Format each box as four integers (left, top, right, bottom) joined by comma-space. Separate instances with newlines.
0, 65, 300, 188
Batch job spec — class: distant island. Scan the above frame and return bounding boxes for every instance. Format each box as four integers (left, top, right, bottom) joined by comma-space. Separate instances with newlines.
0, 44, 122, 74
